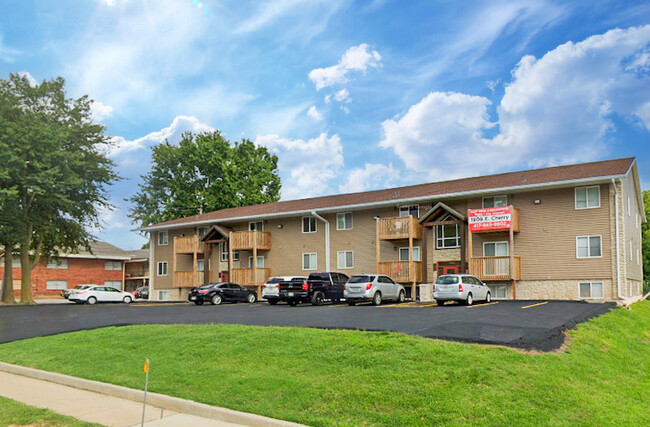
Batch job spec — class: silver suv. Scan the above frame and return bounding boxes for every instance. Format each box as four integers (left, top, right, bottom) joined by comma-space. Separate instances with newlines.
434, 274, 491, 306
344, 274, 406, 306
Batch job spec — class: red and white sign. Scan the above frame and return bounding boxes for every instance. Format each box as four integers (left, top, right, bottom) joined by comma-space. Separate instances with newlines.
468, 206, 512, 232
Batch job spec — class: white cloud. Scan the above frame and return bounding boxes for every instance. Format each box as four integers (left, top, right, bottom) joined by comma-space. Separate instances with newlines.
333, 88, 351, 103
255, 133, 343, 199
380, 26, 650, 178
90, 101, 114, 122
341, 106, 350, 115
307, 105, 323, 121
17, 71, 38, 87
308, 43, 381, 90
340, 163, 404, 193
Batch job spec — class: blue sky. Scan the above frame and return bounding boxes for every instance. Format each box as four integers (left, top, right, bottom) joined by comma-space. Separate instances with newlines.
1, 0, 649, 250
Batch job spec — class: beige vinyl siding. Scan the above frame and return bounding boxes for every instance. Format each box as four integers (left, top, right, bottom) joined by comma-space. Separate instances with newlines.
622, 172, 643, 282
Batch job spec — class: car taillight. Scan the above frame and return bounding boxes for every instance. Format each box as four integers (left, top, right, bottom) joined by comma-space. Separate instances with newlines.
458, 284, 463, 292
198, 290, 209, 294
77, 291, 87, 295
343, 284, 347, 291
366, 283, 373, 290
302, 281, 309, 290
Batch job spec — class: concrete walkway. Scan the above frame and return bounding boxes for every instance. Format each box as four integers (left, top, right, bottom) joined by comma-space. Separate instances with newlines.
0, 371, 242, 426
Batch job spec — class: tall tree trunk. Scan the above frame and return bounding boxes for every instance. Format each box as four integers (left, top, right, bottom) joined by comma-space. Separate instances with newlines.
2, 245, 16, 304
19, 234, 34, 304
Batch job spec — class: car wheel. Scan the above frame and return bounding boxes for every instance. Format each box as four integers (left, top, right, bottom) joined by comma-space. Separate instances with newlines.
247, 293, 257, 304
372, 292, 382, 306
485, 292, 491, 303
311, 292, 323, 306
211, 295, 222, 305
397, 291, 405, 303
466, 293, 473, 306
267, 299, 278, 305
87, 297, 97, 305
436, 300, 445, 306
123, 296, 132, 304
347, 301, 356, 306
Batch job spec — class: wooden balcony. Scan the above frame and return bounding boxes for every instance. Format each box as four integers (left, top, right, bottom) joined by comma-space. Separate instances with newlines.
173, 271, 205, 288
231, 268, 271, 286
377, 216, 422, 240
230, 231, 272, 251
377, 261, 422, 283
470, 256, 521, 281
174, 235, 204, 254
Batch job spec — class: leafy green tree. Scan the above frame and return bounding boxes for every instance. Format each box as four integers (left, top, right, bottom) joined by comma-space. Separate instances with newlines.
0, 74, 118, 303
642, 190, 650, 294
128, 132, 281, 227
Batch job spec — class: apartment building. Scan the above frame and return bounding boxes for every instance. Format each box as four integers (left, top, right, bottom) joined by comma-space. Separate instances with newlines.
141, 158, 645, 302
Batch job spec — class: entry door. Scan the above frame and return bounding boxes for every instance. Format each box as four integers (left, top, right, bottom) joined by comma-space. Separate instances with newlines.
438, 264, 460, 276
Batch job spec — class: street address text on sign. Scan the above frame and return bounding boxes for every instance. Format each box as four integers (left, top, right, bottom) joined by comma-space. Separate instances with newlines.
468, 206, 512, 232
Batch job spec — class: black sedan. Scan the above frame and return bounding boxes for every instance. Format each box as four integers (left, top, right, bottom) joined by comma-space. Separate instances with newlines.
188, 282, 258, 305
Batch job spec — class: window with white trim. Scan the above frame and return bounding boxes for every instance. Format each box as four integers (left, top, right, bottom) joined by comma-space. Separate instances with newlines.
399, 247, 421, 262
197, 259, 205, 272
248, 256, 264, 268
483, 195, 507, 208
197, 227, 209, 238
302, 217, 317, 233
158, 231, 168, 246
484, 242, 508, 256
105, 281, 122, 289
47, 258, 68, 269
0, 257, 22, 268
220, 242, 238, 262
575, 186, 600, 209
302, 253, 317, 270
576, 236, 602, 258
337, 251, 354, 269
157, 290, 169, 301
399, 205, 419, 218
436, 217, 460, 249
105, 261, 122, 271
337, 212, 353, 230
46, 280, 68, 290
579, 282, 603, 299
157, 261, 168, 276
488, 285, 507, 299
627, 196, 631, 216
249, 221, 264, 231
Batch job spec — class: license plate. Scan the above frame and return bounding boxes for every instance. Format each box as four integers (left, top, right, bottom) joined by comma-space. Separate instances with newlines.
190, 296, 196, 300
288, 292, 294, 297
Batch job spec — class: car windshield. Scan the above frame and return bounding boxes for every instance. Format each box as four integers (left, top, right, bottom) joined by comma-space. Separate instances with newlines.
198, 284, 215, 290
436, 276, 459, 285
349, 275, 375, 283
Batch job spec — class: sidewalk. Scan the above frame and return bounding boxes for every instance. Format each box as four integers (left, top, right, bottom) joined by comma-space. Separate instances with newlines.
0, 363, 302, 427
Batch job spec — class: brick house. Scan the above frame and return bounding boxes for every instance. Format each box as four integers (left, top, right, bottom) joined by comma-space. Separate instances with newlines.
140, 158, 645, 303
1, 242, 132, 297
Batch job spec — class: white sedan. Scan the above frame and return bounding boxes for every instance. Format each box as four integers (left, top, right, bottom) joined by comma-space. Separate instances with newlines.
68, 285, 134, 305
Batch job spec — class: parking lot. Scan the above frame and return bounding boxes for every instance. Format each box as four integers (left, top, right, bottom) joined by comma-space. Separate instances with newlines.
0, 300, 615, 351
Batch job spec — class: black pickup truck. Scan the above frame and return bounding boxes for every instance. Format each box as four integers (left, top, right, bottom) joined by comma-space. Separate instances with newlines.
278, 272, 349, 306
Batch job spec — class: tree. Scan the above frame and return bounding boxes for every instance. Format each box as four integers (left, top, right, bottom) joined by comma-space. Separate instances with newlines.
642, 190, 650, 294
128, 132, 281, 227
0, 74, 118, 303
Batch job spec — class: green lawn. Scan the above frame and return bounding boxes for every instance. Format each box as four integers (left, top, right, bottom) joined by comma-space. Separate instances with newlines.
0, 302, 648, 426
0, 395, 100, 426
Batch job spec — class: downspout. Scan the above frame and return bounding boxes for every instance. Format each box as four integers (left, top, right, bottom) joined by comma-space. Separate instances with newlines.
612, 179, 623, 300
311, 211, 330, 271
149, 232, 155, 301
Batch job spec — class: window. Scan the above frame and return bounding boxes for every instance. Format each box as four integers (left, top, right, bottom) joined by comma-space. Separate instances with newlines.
47, 258, 68, 269
484, 242, 508, 256
302, 253, 317, 270
0, 257, 21, 268
158, 231, 168, 245
436, 216, 460, 249
337, 251, 354, 269
249, 221, 264, 231
483, 195, 507, 208
157, 290, 168, 301
104, 261, 122, 271
302, 216, 317, 233
197, 259, 205, 272
46, 280, 68, 290
579, 282, 603, 299
627, 196, 631, 216
220, 242, 238, 262
575, 186, 600, 209
576, 236, 602, 258
105, 281, 122, 289
197, 227, 209, 238
399, 205, 419, 218
399, 247, 421, 262
248, 256, 264, 268
488, 285, 507, 299
157, 261, 168, 276
337, 212, 353, 230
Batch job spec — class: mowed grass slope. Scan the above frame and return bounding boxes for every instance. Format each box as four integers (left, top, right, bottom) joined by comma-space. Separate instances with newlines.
0, 395, 101, 426
0, 302, 648, 426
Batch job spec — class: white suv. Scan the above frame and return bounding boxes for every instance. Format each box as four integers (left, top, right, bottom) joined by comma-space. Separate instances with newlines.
434, 274, 491, 306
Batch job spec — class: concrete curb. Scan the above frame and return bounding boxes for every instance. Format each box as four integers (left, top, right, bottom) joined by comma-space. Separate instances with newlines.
0, 362, 303, 427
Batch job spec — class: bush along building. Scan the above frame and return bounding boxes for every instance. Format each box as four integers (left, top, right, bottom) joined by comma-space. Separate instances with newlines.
140, 158, 645, 303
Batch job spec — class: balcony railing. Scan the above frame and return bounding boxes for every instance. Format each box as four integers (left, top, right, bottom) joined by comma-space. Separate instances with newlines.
231, 268, 271, 286
470, 256, 521, 281
377, 261, 422, 283
174, 235, 204, 254
230, 231, 272, 251
173, 271, 205, 288
377, 216, 422, 240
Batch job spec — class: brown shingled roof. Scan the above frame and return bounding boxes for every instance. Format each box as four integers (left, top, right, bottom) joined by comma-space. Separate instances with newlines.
144, 157, 634, 230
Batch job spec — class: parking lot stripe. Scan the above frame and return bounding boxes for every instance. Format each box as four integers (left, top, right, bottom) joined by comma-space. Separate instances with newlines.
521, 301, 548, 309
466, 301, 500, 308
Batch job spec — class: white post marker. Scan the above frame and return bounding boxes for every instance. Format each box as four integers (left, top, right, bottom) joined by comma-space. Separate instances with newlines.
141, 358, 150, 427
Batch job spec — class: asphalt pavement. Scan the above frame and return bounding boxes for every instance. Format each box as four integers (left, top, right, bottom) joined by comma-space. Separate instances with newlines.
0, 300, 615, 351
